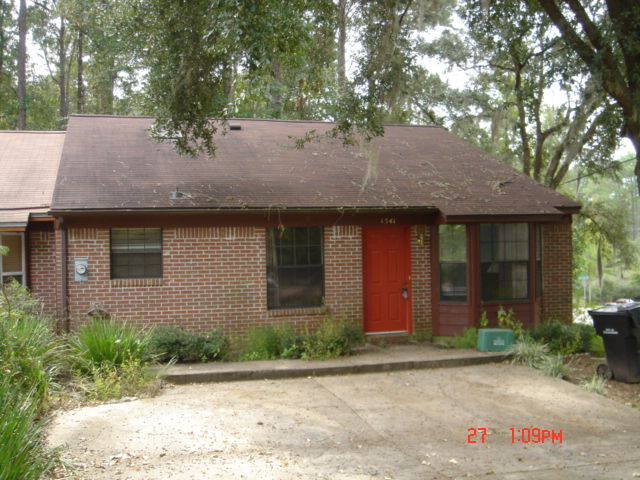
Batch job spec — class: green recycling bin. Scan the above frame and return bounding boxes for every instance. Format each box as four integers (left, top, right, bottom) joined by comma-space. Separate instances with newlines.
476, 328, 514, 352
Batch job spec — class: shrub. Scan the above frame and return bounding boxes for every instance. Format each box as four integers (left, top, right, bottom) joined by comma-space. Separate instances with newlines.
148, 326, 229, 363
302, 316, 364, 359
589, 335, 605, 357
497, 307, 526, 341
0, 379, 57, 480
450, 327, 478, 349
530, 320, 595, 355
68, 317, 153, 373
242, 324, 304, 360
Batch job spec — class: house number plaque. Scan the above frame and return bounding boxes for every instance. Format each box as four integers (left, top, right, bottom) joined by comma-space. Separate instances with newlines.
380, 218, 397, 224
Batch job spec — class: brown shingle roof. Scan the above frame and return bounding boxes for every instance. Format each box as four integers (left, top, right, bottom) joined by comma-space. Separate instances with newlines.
51, 115, 580, 218
0, 131, 65, 226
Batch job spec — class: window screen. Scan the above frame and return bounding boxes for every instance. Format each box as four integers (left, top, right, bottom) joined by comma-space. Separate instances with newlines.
266, 226, 324, 309
480, 223, 529, 301
111, 228, 162, 279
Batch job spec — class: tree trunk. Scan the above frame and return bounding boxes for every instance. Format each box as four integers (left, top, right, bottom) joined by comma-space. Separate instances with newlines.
59, 17, 68, 119
17, 0, 27, 130
0, 0, 6, 96
77, 30, 85, 113
337, 0, 348, 87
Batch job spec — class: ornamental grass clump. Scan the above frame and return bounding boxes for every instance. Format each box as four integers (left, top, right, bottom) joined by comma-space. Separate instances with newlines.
68, 316, 153, 373
0, 280, 64, 479
0, 280, 68, 405
505, 338, 549, 370
582, 374, 607, 396
0, 379, 58, 480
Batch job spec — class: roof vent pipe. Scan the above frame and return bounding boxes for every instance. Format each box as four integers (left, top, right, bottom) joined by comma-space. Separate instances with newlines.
170, 187, 185, 199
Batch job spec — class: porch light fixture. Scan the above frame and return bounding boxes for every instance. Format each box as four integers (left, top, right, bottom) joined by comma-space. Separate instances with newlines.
170, 187, 185, 200
417, 234, 424, 246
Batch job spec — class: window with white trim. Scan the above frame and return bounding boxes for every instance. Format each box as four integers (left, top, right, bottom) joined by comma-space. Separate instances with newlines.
0, 233, 26, 285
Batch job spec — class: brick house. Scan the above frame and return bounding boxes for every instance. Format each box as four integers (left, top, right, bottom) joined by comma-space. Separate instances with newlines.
5, 115, 580, 337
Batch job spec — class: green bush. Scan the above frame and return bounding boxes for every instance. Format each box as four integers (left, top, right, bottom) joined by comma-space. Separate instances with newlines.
529, 320, 595, 355
589, 335, 605, 357
0, 378, 57, 480
148, 326, 229, 363
302, 317, 364, 359
450, 327, 478, 349
68, 317, 153, 373
242, 323, 304, 360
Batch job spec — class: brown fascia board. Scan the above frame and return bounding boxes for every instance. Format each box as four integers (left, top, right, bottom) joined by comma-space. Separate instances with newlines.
49, 205, 440, 216
437, 210, 579, 224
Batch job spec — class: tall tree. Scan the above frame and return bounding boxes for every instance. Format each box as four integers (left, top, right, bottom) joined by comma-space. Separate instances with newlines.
430, 0, 620, 188
0, 0, 17, 127
533, 0, 640, 193
16, 0, 26, 129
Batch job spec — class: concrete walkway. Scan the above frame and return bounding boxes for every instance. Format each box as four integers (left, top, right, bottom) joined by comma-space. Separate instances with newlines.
163, 343, 507, 384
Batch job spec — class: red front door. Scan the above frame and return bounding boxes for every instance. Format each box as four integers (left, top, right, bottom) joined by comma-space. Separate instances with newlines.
363, 225, 412, 334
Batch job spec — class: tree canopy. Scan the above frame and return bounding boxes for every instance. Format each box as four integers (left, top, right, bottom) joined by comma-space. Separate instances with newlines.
533, 0, 640, 192
0, 0, 636, 191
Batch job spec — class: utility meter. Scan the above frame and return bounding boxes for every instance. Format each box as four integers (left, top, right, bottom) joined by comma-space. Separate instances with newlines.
75, 259, 89, 281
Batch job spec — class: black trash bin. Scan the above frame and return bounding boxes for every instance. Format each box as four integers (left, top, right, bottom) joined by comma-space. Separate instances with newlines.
588, 303, 640, 383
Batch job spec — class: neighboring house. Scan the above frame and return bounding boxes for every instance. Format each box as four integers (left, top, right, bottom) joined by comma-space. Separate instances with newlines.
6, 115, 581, 337
0, 131, 64, 316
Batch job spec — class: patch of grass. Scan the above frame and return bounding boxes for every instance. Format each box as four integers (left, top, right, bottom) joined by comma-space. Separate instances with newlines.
582, 374, 607, 395
81, 357, 165, 402
148, 326, 230, 363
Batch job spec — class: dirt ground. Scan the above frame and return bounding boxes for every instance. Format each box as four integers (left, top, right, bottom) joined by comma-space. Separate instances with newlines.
565, 354, 640, 409
47, 363, 640, 480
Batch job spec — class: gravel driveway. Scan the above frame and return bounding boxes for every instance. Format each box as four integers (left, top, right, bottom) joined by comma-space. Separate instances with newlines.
47, 363, 640, 479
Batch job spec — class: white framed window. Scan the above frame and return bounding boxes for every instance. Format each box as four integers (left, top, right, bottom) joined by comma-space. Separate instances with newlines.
0, 232, 26, 285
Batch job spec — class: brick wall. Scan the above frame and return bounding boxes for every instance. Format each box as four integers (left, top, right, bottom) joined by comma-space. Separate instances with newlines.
28, 229, 59, 317
541, 221, 574, 324
411, 225, 432, 337
27, 219, 573, 336
64, 225, 367, 336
